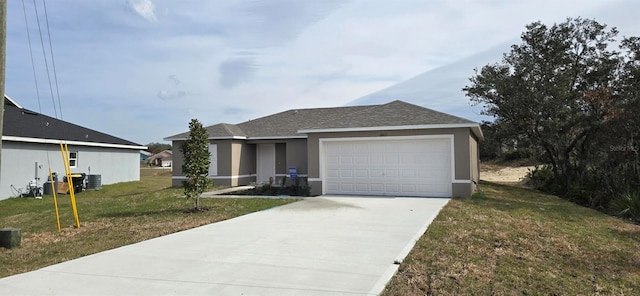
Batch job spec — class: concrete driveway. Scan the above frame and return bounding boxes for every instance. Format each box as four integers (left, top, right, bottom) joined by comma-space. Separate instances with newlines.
0, 196, 449, 295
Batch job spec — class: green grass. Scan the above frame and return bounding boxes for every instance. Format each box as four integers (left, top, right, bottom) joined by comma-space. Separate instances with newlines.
0, 168, 298, 278
383, 181, 640, 295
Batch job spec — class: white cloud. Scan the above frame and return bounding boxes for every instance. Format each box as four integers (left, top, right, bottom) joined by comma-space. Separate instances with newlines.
157, 90, 187, 101
129, 0, 157, 23
6, 0, 640, 144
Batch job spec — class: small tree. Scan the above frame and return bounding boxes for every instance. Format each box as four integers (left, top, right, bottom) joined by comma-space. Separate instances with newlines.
180, 119, 211, 211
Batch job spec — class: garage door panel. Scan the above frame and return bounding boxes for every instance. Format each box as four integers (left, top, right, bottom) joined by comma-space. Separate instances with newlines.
339, 143, 354, 153
327, 183, 339, 192
355, 183, 369, 191
385, 169, 400, 178
370, 183, 384, 193
385, 183, 400, 194
430, 140, 450, 151
327, 169, 340, 178
324, 138, 452, 197
401, 184, 417, 194
340, 183, 354, 192
370, 155, 384, 165
417, 184, 431, 192
370, 169, 384, 177
326, 155, 339, 165
384, 154, 400, 165
432, 185, 451, 195
340, 156, 354, 165
355, 169, 368, 178
354, 155, 368, 165
402, 169, 416, 178
340, 169, 353, 178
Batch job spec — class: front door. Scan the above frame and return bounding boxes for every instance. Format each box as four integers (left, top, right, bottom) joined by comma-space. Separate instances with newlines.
257, 144, 276, 184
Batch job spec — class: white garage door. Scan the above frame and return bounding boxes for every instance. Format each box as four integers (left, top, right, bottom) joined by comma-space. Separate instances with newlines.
323, 137, 452, 197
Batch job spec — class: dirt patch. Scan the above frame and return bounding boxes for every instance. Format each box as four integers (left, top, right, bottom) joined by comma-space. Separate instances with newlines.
481, 165, 535, 183
183, 207, 211, 214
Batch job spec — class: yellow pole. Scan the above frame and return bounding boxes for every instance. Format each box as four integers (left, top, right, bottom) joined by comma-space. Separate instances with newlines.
65, 144, 80, 228
49, 168, 61, 233
60, 143, 80, 228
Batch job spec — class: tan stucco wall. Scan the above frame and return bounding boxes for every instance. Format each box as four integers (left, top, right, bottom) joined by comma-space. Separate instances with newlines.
215, 140, 233, 178
452, 183, 472, 198
231, 141, 256, 186
453, 129, 470, 181
470, 134, 480, 186
306, 128, 476, 197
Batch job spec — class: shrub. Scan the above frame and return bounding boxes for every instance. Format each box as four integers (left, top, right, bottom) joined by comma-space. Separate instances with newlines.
523, 165, 556, 191
609, 191, 640, 223
503, 148, 535, 161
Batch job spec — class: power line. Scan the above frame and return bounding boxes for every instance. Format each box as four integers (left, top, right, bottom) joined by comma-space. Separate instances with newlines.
23, 0, 56, 190
32, 0, 59, 119
21, 0, 43, 114
41, 0, 63, 120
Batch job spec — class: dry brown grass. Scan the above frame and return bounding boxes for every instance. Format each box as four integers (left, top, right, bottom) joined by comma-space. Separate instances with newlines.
0, 168, 297, 278
383, 182, 640, 295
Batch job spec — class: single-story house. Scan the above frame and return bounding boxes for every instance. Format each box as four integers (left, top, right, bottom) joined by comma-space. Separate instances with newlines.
1, 95, 147, 199
148, 150, 173, 167
165, 100, 483, 197
140, 150, 152, 163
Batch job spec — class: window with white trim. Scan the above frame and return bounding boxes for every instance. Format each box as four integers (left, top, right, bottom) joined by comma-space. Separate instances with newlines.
69, 152, 78, 168
209, 144, 217, 176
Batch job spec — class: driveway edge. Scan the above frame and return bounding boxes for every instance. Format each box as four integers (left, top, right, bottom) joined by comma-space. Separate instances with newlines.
368, 198, 450, 295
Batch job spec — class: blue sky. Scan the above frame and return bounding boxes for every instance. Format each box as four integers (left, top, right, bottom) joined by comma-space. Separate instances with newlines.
5, 0, 640, 145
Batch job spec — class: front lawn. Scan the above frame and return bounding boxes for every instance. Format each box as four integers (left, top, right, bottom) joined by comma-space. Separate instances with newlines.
0, 168, 297, 278
383, 181, 640, 295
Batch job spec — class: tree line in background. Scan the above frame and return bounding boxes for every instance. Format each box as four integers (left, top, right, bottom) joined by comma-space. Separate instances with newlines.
466, 17, 640, 223
146, 142, 172, 154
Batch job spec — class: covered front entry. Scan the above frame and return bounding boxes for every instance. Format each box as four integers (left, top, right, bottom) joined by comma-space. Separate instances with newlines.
256, 144, 276, 184
321, 136, 453, 197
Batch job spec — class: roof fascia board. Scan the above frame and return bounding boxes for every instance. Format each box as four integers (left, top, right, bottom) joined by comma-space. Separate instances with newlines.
471, 126, 484, 141
164, 136, 307, 141
3, 94, 23, 109
164, 136, 248, 141
298, 123, 481, 134
247, 136, 307, 140
3, 136, 147, 150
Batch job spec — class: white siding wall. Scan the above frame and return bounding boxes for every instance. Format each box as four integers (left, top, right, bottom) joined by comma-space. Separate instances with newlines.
0, 141, 140, 199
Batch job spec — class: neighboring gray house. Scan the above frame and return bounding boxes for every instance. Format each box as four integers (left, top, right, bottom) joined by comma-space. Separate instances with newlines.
165, 100, 483, 198
1, 95, 147, 200
140, 150, 152, 163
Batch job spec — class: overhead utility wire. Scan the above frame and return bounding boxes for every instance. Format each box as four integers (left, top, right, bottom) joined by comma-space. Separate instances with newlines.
21, 0, 42, 113
23, 0, 55, 189
32, 0, 58, 119
41, 0, 63, 120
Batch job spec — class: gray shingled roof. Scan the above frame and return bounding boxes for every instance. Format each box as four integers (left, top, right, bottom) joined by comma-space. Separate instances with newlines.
165, 100, 479, 140
167, 123, 249, 139
236, 105, 372, 138
300, 100, 476, 130
3, 96, 144, 148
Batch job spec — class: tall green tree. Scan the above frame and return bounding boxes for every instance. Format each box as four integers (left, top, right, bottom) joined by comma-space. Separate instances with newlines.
464, 18, 622, 187
180, 119, 211, 211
